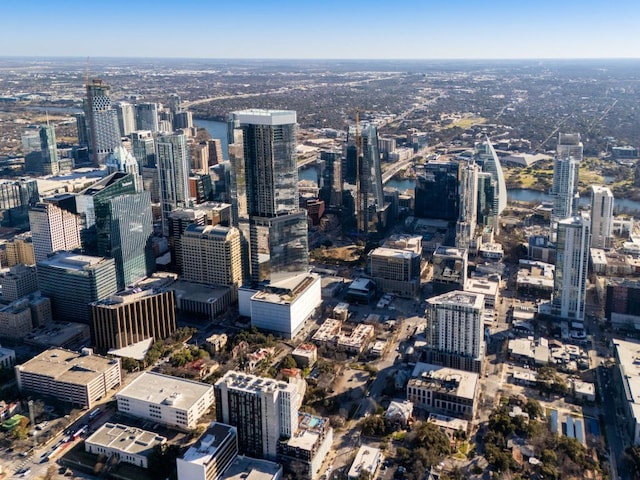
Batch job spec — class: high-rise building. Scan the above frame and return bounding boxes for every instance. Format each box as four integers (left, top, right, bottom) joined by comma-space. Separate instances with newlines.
456, 161, 479, 250
214, 370, 301, 460
557, 133, 583, 161
29, 198, 82, 262
74, 112, 90, 149
91, 288, 176, 352
476, 172, 497, 227
590, 185, 614, 249
424, 290, 484, 373
39, 125, 59, 175
368, 236, 422, 299
4, 233, 35, 266
37, 252, 118, 323
474, 138, 507, 219
181, 225, 243, 296
177, 423, 238, 480
156, 132, 191, 236
431, 245, 468, 294
228, 109, 308, 284
552, 214, 590, 321
105, 146, 142, 192
136, 103, 159, 132
551, 156, 580, 227
22, 130, 42, 173
190, 142, 209, 174
131, 130, 156, 168
78, 172, 154, 289
173, 111, 193, 130
319, 150, 342, 208
0, 178, 40, 230
168, 94, 181, 113
0, 264, 39, 302
207, 139, 224, 165
85, 79, 122, 165
415, 160, 459, 222
115, 102, 136, 137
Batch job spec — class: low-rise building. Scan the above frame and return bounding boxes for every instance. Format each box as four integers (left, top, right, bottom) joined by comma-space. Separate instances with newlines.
465, 277, 499, 308
312, 318, 342, 343
516, 260, 554, 298
337, 324, 375, 354
177, 422, 238, 480
407, 363, 478, 420
347, 446, 382, 480
220, 455, 283, 480
85, 423, 166, 469
291, 343, 318, 368
385, 400, 413, 427
116, 372, 214, 430
427, 413, 469, 443
15, 348, 121, 408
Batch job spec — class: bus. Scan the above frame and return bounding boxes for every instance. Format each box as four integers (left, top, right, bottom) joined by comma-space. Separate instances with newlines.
88, 408, 101, 421
72, 425, 88, 440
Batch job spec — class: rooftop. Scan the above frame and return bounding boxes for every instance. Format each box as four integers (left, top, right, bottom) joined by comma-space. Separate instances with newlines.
409, 362, 479, 400
231, 109, 296, 126
428, 290, 484, 310
37, 252, 111, 272
116, 372, 213, 409
16, 348, 119, 384
216, 370, 297, 396
180, 422, 236, 465
86, 423, 165, 457
220, 455, 282, 480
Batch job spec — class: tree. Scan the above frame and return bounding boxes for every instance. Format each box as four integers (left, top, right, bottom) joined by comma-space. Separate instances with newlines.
359, 415, 387, 437
523, 399, 543, 420
281, 355, 298, 369
148, 443, 181, 480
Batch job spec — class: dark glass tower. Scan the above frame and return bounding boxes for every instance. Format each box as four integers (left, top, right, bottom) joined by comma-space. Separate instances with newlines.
228, 110, 308, 284
414, 160, 460, 222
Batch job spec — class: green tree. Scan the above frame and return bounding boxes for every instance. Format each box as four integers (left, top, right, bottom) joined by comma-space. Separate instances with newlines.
148, 443, 181, 480
281, 355, 298, 369
523, 399, 543, 420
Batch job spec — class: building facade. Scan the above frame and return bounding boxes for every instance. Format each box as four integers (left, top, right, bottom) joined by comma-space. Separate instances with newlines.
157, 132, 191, 236
0, 264, 38, 302
85, 423, 167, 469
85, 79, 122, 165
177, 423, 238, 480
590, 185, 614, 249
29, 200, 81, 263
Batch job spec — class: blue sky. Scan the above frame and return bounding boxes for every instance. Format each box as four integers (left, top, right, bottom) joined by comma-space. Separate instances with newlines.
1, 0, 639, 59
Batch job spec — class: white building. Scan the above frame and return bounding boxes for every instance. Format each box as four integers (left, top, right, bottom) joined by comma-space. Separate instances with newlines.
347, 446, 382, 480
177, 423, 238, 480
28, 200, 81, 263
613, 339, 640, 445
214, 370, 301, 460
221, 455, 282, 480
424, 291, 484, 373
85, 423, 166, 469
590, 185, 614, 249
551, 133, 582, 235
248, 273, 321, 339
116, 372, 214, 430
552, 214, 590, 321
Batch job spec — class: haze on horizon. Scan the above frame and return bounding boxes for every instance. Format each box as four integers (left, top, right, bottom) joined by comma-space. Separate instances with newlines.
1, 0, 639, 60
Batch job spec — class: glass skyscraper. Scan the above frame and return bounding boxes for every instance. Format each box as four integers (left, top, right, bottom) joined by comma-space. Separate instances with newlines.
228, 109, 308, 284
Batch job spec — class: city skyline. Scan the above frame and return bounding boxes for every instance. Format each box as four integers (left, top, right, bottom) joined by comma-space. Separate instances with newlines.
1, 0, 639, 59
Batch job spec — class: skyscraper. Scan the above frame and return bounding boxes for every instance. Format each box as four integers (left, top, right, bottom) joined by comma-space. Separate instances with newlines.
557, 133, 583, 161
85, 79, 121, 165
456, 161, 479, 250
156, 132, 191, 236
474, 138, 507, 219
552, 214, 590, 321
39, 124, 59, 175
131, 130, 156, 168
78, 173, 154, 289
136, 103, 159, 132
105, 146, 142, 192
29, 197, 82, 262
115, 102, 136, 137
551, 133, 582, 232
318, 150, 343, 208
424, 290, 484, 373
0, 178, 39, 230
590, 185, 614, 249
415, 160, 460, 222
228, 109, 308, 284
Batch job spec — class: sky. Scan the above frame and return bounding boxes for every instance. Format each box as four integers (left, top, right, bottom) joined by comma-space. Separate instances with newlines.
1, 0, 639, 59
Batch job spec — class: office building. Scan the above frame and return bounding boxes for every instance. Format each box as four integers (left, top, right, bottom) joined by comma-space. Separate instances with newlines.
220, 456, 282, 480
0, 178, 39, 230
181, 225, 243, 295
131, 130, 156, 168
91, 288, 176, 353
318, 150, 342, 208
116, 372, 214, 430
0, 299, 34, 339
115, 102, 136, 137
605, 278, 640, 330
15, 348, 122, 408
168, 207, 208, 272
85, 423, 167, 469
74, 112, 90, 149
368, 246, 421, 299
173, 110, 193, 130
552, 214, 590, 321
228, 110, 308, 284
105, 145, 142, 191
37, 252, 118, 323
177, 423, 238, 480
0, 347, 16, 369
474, 138, 507, 219
424, 291, 484, 373
78, 172, 154, 289
214, 370, 301, 460
136, 103, 159, 132
157, 132, 191, 235
190, 142, 210, 174
208, 138, 224, 165
415, 160, 459, 222
29, 200, 81, 262
431, 245, 468, 293
0, 264, 38, 302
612, 339, 640, 445
407, 363, 478, 420
22, 129, 41, 172
476, 172, 497, 228
590, 185, 614, 249
243, 273, 321, 339
85, 79, 121, 165
456, 161, 479, 250
39, 124, 59, 175
3, 233, 35, 266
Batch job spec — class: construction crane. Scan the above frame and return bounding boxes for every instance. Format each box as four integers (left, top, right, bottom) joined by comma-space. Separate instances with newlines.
355, 108, 362, 233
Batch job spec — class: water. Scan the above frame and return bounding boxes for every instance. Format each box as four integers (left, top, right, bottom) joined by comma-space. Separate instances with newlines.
508, 188, 640, 214
194, 119, 229, 159
299, 165, 318, 183
386, 178, 416, 191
